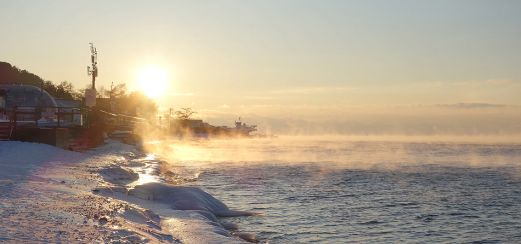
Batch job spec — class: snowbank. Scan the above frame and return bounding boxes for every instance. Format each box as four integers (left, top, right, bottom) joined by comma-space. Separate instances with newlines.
0, 140, 256, 243
129, 182, 258, 217
0, 141, 83, 180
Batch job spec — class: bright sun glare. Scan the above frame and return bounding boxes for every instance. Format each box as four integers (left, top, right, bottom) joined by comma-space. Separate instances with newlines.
136, 66, 169, 98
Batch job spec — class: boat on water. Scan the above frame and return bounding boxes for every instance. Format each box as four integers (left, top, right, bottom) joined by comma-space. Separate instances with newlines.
169, 117, 257, 138
231, 119, 258, 136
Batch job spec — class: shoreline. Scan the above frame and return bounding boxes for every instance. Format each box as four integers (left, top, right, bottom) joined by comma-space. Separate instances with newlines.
0, 140, 257, 243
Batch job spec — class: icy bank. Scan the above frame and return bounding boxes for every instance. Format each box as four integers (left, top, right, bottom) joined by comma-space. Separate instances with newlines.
96, 184, 251, 243
95, 163, 258, 243
129, 182, 258, 217
1, 140, 256, 243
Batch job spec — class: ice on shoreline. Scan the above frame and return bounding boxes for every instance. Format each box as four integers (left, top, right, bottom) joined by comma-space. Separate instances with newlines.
128, 183, 258, 217
0, 140, 256, 243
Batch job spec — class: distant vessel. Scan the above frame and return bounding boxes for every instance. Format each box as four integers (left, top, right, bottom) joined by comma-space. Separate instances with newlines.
231, 118, 258, 136
169, 117, 257, 138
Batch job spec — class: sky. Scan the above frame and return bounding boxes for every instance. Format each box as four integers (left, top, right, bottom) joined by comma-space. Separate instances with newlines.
1, 0, 520, 134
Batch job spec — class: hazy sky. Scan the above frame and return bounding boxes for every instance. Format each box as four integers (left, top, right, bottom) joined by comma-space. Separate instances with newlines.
1, 0, 520, 133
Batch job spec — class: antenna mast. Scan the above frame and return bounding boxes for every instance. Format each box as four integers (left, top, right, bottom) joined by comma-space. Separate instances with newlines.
87, 43, 98, 90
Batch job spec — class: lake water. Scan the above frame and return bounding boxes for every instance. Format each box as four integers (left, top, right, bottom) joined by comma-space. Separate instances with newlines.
161, 137, 521, 243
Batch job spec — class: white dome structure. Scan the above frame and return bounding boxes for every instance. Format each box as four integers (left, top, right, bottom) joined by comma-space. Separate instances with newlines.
0, 84, 61, 125
0, 84, 58, 108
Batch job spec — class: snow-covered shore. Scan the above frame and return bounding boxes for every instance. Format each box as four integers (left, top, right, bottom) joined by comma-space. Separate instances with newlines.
0, 140, 256, 243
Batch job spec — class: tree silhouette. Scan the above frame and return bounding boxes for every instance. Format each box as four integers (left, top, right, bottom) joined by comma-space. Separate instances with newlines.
0, 61, 80, 100
105, 83, 127, 99
175, 108, 196, 120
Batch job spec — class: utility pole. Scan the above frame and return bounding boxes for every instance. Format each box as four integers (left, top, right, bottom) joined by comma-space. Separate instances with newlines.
110, 81, 114, 112
85, 43, 98, 108
110, 82, 114, 100
87, 43, 98, 90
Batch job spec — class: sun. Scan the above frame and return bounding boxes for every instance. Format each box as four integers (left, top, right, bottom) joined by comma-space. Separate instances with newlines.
136, 66, 169, 98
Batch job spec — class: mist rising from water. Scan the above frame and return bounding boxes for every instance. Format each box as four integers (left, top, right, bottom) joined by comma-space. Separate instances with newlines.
141, 135, 521, 173
200, 104, 521, 136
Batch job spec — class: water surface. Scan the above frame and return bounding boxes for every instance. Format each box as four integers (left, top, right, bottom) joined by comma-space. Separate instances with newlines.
164, 137, 521, 243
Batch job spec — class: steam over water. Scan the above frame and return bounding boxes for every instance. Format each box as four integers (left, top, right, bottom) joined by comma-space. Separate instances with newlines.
160, 137, 521, 243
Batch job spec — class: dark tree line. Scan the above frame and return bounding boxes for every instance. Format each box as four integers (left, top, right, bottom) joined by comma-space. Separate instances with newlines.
0, 61, 81, 100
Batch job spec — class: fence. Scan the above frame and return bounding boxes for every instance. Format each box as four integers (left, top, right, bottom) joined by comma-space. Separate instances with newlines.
3, 106, 147, 132
4, 106, 85, 129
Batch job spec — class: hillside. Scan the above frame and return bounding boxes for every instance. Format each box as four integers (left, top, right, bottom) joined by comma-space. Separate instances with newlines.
0, 61, 79, 100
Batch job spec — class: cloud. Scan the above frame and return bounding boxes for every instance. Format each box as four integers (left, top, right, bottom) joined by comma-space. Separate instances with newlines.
485, 79, 513, 85
242, 95, 275, 100
270, 86, 354, 95
415, 79, 516, 88
433, 103, 508, 109
168, 92, 194, 97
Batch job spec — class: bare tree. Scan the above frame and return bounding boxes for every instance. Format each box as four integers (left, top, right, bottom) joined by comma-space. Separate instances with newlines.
175, 108, 196, 120
104, 83, 127, 99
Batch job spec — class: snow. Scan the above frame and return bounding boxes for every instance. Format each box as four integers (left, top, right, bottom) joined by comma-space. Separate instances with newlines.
128, 182, 258, 217
0, 140, 254, 243
0, 141, 83, 180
